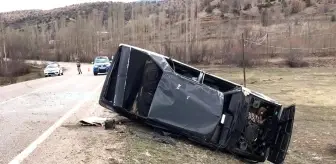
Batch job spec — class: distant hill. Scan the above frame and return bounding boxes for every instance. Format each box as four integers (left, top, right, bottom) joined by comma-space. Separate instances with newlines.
1, 0, 335, 30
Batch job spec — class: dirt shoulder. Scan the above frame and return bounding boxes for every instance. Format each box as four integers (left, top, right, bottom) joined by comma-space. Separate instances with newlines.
23, 95, 128, 164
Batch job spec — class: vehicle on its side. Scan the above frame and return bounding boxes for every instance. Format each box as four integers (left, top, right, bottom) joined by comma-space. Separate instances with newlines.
99, 44, 296, 164
44, 63, 63, 77
92, 56, 111, 76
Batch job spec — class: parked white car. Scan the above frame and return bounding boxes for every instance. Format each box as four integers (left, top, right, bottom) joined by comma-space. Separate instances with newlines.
44, 63, 63, 77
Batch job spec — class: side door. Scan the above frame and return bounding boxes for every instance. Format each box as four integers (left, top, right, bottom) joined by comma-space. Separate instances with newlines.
147, 70, 224, 139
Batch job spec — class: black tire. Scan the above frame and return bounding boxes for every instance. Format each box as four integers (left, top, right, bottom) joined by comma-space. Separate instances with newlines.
136, 60, 162, 117
94, 72, 98, 76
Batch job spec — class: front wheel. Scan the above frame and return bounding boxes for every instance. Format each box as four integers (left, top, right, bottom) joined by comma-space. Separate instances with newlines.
94, 72, 98, 76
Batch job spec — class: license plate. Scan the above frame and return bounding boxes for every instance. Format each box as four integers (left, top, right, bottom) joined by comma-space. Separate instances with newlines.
100, 67, 106, 69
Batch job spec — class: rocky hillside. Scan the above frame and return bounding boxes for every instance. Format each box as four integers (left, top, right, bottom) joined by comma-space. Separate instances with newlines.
0, 0, 335, 64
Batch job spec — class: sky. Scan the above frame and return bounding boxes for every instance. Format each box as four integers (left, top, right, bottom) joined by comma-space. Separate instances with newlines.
0, 0, 137, 12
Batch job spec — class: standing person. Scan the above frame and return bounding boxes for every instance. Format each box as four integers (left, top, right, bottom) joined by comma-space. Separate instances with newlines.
77, 60, 82, 74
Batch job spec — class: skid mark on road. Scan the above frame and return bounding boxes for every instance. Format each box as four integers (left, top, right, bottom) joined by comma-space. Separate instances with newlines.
8, 81, 104, 164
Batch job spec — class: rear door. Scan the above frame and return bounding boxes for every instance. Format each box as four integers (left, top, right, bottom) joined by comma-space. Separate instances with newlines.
268, 105, 296, 164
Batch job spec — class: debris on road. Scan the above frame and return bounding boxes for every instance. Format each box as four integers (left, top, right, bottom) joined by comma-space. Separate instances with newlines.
143, 150, 151, 157
312, 156, 322, 161
99, 44, 296, 164
79, 116, 107, 127
79, 115, 131, 130
104, 115, 131, 130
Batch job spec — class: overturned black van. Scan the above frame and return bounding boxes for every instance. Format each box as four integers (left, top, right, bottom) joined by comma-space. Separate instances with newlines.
99, 44, 295, 164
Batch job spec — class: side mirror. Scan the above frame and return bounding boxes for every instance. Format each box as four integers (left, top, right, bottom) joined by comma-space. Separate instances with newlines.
91, 62, 94, 64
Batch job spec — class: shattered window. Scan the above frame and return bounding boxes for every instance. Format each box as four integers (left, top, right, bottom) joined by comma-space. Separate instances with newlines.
166, 59, 200, 82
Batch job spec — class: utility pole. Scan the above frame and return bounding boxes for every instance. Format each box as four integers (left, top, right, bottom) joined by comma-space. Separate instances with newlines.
266, 33, 269, 63
3, 41, 7, 73
289, 23, 292, 55
2, 24, 7, 73
242, 33, 246, 87
185, 0, 189, 63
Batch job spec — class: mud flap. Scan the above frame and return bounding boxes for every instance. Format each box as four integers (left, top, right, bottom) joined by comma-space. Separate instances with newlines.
268, 105, 295, 164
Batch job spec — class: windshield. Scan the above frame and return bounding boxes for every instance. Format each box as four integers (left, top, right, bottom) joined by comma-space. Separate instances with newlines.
95, 58, 109, 63
47, 64, 57, 68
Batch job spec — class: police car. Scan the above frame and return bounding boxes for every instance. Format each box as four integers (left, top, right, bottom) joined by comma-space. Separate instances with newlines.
92, 56, 111, 75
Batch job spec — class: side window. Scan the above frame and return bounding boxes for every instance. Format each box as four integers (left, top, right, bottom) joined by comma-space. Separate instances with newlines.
203, 74, 237, 92
166, 59, 201, 83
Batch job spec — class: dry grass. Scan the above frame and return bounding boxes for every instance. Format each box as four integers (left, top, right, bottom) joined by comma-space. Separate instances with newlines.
0, 62, 44, 86
124, 124, 241, 164
0, 60, 30, 77
116, 66, 336, 164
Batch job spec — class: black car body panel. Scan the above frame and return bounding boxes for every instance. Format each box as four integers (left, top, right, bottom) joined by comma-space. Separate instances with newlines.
99, 44, 296, 164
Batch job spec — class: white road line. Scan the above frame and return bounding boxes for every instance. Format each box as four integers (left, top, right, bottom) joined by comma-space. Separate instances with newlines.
8, 81, 104, 164
0, 76, 75, 105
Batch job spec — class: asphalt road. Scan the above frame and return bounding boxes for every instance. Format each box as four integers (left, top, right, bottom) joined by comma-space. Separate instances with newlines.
0, 62, 107, 164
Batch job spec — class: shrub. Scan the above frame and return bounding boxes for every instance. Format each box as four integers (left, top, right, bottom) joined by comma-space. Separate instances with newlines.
232, 53, 255, 67
331, 15, 336, 22
201, 0, 213, 9
205, 5, 215, 14
0, 60, 30, 77
231, 0, 241, 15
261, 9, 269, 26
227, 44, 259, 67
290, 0, 305, 14
285, 52, 309, 68
323, 4, 329, 13
189, 42, 209, 64
243, 3, 252, 11
305, 0, 312, 7
0, 76, 16, 85
219, 3, 230, 13
294, 18, 300, 25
